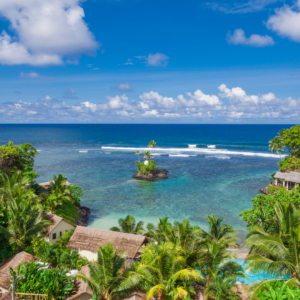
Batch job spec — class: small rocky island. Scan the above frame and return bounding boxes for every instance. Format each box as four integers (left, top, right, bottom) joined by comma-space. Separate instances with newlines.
132, 140, 169, 181
133, 169, 169, 181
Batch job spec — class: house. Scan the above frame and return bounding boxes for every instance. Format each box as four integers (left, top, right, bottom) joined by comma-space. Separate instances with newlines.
68, 265, 93, 300
44, 211, 76, 244
0, 252, 38, 295
67, 226, 148, 264
274, 171, 300, 190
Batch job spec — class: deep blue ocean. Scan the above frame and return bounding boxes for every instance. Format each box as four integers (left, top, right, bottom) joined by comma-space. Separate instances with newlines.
0, 124, 289, 237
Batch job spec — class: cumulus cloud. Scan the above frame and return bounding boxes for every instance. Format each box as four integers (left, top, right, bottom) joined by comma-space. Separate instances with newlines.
1, 85, 300, 122
113, 83, 132, 92
38, 95, 58, 102
146, 53, 169, 66
267, 2, 300, 43
227, 29, 275, 47
20, 72, 54, 80
0, 0, 98, 66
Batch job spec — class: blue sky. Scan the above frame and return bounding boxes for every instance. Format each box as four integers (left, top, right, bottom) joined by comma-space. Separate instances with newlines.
0, 0, 299, 123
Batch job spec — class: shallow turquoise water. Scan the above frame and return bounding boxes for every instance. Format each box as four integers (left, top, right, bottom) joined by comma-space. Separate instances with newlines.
234, 259, 290, 285
0, 124, 284, 234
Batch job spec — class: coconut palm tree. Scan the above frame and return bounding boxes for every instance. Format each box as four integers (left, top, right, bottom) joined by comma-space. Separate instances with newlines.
269, 136, 284, 160
205, 276, 241, 300
196, 240, 244, 288
45, 174, 73, 213
110, 215, 145, 234
0, 171, 35, 208
0, 196, 51, 252
143, 151, 153, 160
135, 150, 141, 162
148, 140, 157, 148
76, 243, 126, 300
146, 217, 174, 244
201, 215, 239, 248
244, 201, 300, 286
118, 243, 201, 300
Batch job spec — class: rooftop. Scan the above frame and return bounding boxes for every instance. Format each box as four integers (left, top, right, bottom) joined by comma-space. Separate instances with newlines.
67, 226, 147, 259
274, 171, 300, 183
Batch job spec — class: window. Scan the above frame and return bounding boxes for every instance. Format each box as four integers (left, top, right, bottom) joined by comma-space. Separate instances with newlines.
60, 231, 62, 237
52, 233, 57, 240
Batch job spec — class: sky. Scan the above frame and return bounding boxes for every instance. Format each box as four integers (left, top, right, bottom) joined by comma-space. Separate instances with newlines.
0, 0, 299, 123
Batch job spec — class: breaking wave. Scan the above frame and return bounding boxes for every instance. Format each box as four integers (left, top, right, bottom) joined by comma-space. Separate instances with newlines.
101, 146, 282, 158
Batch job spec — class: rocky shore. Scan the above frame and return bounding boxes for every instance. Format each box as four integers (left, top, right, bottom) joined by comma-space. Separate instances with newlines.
260, 186, 270, 195
132, 169, 169, 181
75, 205, 90, 226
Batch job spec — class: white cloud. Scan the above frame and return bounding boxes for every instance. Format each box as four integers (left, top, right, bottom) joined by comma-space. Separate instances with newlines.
38, 95, 58, 102
267, 2, 300, 43
0, 0, 98, 65
227, 29, 275, 47
146, 53, 169, 66
20, 72, 54, 80
113, 83, 132, 91
1, 85, 300, 122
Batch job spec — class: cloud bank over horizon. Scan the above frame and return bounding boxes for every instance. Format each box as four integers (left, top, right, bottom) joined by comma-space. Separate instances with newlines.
2, 84, 299, 123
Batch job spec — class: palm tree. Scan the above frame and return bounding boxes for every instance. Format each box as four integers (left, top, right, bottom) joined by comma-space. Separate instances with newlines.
146, 217, 174, 244
201, 215, 239, 248
0, 197, 51, 251
0, 171, 35, 208
196, 240, 244, 288
118, 243, 201, 300
135, 150, 141, 162
146, 218, 203, 265
45, 174, 73, 213
76, 243, 126, 300
244, 201, 300, 285
205, 276, 241, 300
148, 140, 157, 148
110, 215, 145, 234
143, 151, 153, 160
269, 136, 284, 160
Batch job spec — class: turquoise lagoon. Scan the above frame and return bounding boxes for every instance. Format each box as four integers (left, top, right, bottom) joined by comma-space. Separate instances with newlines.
0, 124, 287, 235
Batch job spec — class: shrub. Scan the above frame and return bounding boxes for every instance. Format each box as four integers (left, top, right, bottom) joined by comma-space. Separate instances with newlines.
138, 160, 156, 175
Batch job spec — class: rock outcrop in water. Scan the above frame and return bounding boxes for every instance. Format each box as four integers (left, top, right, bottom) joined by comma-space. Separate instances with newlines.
75, 205, 90, 226
132, 169, 169, 181
260, 186, 270, 195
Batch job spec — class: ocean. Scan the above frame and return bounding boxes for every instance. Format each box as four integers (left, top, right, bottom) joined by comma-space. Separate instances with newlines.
0, 124, 288, 236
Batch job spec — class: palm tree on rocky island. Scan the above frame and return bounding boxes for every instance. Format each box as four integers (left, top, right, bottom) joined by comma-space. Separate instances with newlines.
269, 136, 284, 160
110, 214, 144, 234
143, 151, 153, 160
148, 140, 157, 148
135, 150, 141, 162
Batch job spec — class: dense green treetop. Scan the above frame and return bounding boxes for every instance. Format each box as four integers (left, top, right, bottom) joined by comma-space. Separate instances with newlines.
240, 186, 300, 233
0, 141, 39, 179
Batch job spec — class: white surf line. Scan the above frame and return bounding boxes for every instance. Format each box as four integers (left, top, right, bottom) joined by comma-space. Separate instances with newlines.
101, 146, 284, 158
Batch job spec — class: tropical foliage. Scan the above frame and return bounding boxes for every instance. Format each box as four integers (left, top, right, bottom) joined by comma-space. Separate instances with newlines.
14, 261, 74, 299
252, 280, 300, 300
119, 243, 201, 300
0, 142, 84, 263
137, 160, 156, 175
110, 215, 145, 234
76, 243, 126, 300
240, 185, 300, 232
205, 276, 241, 300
